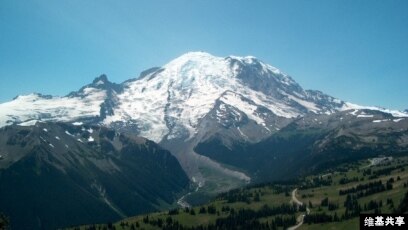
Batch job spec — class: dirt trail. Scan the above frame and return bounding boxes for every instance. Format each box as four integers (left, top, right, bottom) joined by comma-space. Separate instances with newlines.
287, 188, 310, 230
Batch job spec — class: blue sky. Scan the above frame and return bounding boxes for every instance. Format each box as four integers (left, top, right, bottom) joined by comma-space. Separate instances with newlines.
1, 0, 407, 110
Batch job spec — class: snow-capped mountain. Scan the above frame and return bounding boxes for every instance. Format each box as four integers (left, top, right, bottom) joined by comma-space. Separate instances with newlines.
0, 74, 121, 128
1, 51, 407, 190
104, 52, 351, 143
1, 52, 405, 143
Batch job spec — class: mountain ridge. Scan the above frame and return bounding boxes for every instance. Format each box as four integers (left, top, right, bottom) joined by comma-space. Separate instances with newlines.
1, 52, 406, 141
195, 109, 408, 182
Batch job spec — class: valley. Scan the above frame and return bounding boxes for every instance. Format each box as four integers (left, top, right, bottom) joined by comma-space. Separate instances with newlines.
160, 137, 250, 206
67, 155, 408, 230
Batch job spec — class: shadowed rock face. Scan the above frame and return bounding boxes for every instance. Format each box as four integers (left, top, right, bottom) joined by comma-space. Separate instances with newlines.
0, 122, 189, 230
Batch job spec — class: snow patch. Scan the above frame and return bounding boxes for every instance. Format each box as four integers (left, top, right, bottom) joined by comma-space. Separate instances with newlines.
349, 110, 359, 116
95, 80, 105, 85
342, 102, 408, 118
0, 88, 106, 128
286, 93, 319, 112
357, 114, 374, 118
220, 92, 264, 125
17, 120, 38, 126
65, 130, 74, 136
373, 119, 388, 123
237, 127, 248, 140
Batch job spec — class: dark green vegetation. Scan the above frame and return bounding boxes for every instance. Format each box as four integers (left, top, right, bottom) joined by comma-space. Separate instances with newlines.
0, 123, 189, 230
299, 157, 408, 229
195, 110, 408, 182
70, 156, 408, 230
0, 213, 9, 230
70, 183, 301, 230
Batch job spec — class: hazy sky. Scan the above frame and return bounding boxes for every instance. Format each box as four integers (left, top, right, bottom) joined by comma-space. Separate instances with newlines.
1, 0, 407, 110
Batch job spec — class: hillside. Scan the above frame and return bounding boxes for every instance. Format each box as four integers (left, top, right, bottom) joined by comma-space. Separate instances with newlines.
0, 122, 189, 230
68, 155, 408, 230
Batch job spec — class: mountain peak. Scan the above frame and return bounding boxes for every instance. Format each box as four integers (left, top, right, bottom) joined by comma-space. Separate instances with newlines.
70, 74, 122, 96
177, 51, 215, 59
164, 51, 219, 68
167, 52, 284, 78
92, 74, 109, 85
227, 55, 257, 61
13, 93, 53, 101
173, 52, 260, 63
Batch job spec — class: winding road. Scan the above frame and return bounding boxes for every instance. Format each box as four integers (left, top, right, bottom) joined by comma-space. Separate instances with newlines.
287, 188, 310, 230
